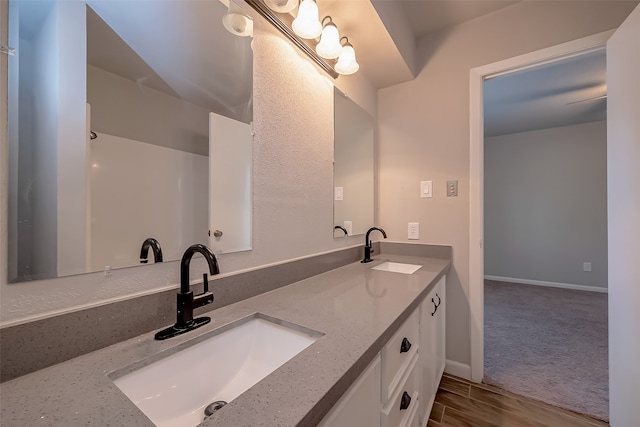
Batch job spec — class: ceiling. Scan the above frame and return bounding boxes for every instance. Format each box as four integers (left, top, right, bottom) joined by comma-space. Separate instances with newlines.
484, 49, 607, 136
86, 0, 253, 123
345, 0, 609, 135
399, 0, 519, 38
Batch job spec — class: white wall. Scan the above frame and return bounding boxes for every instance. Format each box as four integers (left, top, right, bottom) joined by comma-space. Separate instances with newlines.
89, 133, 209, 271
607, 4, 640, 426
378, 1, 636, 368
484, 121, 607, 289
0, 3, 377, 325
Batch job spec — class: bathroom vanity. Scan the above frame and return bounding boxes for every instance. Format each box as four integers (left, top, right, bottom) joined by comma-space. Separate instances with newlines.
0, 253, 449, 427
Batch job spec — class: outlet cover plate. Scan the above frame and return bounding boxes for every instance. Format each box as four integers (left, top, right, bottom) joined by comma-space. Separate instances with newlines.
408, 222, 419, 240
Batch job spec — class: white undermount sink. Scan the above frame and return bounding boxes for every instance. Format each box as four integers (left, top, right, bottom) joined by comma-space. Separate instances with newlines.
371, 261, 422, 274
110, 314, 322, 427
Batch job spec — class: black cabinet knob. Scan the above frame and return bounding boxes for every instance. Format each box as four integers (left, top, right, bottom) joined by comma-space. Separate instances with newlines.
400, 391, 412, 410
400, 337, 412, 353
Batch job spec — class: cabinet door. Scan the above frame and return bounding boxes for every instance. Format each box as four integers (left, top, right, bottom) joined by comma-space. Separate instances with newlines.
318, 354, 381, 427
433, 277, 446, 383
419, 275, 446, 425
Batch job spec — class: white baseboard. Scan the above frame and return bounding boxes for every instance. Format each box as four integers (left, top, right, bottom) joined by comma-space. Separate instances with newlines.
484, 275, 608, 293
444, 359, 472, 380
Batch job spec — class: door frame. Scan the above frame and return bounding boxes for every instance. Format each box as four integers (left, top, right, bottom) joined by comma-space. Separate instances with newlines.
468, 30, 613, 382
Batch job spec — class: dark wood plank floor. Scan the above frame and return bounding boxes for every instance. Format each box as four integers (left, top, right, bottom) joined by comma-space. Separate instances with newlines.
427, 374, 609, 427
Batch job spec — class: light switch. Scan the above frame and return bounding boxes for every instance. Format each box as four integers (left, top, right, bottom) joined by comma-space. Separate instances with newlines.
408, 222, 419, 240
334, 186, 344, 201
420, 181, 433, 198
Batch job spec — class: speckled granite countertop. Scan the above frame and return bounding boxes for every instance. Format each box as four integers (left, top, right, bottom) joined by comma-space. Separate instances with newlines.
0, 254, 449, 427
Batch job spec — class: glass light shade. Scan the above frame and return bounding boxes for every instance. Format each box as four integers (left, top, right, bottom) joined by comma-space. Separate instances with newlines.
292, 0, 322, 39
316, 22, 341, 59
223, 12, 253, 37
335, 44, 359, 75
264, 0, 298, 13
223, 3, 253, 37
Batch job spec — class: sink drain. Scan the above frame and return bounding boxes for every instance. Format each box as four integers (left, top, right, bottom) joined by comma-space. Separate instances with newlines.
204, 401, 228, 418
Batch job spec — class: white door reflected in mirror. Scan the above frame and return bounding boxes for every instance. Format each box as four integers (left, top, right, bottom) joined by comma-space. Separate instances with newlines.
209, 113, 253, 254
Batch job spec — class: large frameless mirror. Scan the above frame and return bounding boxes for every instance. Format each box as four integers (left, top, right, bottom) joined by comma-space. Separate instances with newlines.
7, 0, 253, 282
333, 87, 374, 238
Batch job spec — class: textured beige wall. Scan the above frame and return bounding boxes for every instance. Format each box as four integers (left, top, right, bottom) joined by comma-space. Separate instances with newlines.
0, 4, 377, 324
378, 1, 637, 367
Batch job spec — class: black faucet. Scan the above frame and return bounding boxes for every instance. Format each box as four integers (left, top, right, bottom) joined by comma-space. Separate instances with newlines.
361, 227, 387, 263
154, 244, 219, 340
334, 225, 348, 236
140, 238, 163, 264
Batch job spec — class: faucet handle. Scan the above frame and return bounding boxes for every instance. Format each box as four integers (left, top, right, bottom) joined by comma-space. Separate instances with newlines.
203, 273, 209, 293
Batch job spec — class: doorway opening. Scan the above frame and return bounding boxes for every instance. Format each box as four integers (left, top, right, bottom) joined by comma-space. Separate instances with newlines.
468, 30, 613, 417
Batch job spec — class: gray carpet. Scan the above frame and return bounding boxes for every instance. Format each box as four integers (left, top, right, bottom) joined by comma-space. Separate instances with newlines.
484, 280, 609, 421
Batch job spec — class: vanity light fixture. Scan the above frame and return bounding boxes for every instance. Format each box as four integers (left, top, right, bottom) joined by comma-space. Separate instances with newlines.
264, 0, 298, 13
292, 0, 322, 39
316, 16, 341, 60
335, 37, 359, 75
245, 0, 359, 79
223, 1, 254, 37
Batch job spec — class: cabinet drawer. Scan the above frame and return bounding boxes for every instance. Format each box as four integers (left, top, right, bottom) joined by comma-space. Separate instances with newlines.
381, 308, 419, 402
381, 353, 420, 427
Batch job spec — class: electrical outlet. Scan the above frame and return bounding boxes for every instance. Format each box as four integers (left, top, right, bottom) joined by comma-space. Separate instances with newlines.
408, 222, 419, 240
583, 262, 592, 272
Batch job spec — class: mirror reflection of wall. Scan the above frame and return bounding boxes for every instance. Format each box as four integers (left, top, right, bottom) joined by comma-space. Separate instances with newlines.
333, 88, 374, 237
7, 0, 253, 283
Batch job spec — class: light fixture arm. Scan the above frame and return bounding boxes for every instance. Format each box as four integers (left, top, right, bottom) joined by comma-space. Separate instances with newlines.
245, 0, 343, 78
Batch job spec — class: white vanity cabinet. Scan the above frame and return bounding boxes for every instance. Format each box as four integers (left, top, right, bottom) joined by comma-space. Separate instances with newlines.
317, 354, 381, 427
419, 275, 446, 426
320, 275, 446, 427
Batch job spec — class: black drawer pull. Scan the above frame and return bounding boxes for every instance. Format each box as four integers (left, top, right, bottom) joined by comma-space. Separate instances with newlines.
431, 298, 438, 316
400, 337, 412, 353
400, 391, 412, 410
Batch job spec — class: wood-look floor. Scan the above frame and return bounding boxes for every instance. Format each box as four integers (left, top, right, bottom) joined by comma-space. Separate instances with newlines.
427, 374, 609, 427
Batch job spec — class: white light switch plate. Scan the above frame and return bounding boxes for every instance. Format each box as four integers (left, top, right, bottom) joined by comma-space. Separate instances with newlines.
408, 222, 419, 240
334, 186, 344, 201
420, 181, 433, 198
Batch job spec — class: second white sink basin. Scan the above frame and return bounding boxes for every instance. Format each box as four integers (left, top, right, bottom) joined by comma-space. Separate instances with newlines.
371, 261, 422, 274
111, 314, 322, 427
